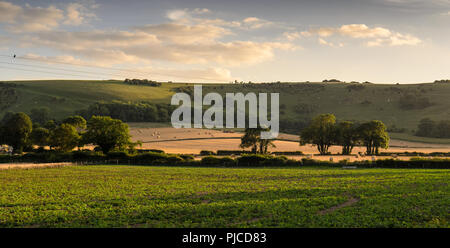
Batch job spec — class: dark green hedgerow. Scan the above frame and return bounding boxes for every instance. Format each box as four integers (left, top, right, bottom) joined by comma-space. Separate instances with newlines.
1, 151, 450, 168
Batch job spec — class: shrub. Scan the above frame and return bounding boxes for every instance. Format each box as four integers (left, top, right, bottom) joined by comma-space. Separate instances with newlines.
216, 150, 245, 156
107, 151, 129, 160
201, 156, 222, 166
200, 150, 215, 156
179, 154, 195, 161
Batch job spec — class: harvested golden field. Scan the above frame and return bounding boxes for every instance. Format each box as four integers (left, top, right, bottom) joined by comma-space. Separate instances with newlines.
129, 126, 450, 161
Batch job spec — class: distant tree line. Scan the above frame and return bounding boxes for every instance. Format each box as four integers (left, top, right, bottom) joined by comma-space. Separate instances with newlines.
124, 79, 161, 87
398, 94, 434, 110
433, 79, 450, 83
300, 114, 389, 155
416, 118, 450, 138
76, 101, 174, 123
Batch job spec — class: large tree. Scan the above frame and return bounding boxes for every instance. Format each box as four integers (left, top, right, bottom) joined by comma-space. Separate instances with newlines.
49, 124, 81, 152
357, 120, 389, 155
0, 112, 33, 154
335, 121, 359, 155
300, 114, 336, 155
83, 116, 132, 154
30, 127, 50, 149
62, 115, 87, 131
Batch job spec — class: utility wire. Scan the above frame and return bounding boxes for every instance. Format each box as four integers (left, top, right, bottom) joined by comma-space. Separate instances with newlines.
0, 65, 109, 78
0, 54, 151, 78
0, 61, 126, 78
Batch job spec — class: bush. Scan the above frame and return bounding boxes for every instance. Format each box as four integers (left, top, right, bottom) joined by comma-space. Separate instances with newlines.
72, 151, 106, 161
107, 151, 129, 160
179, 154, 195, 161
201, 156, 222, 166
216, 150, 245, 156
201, 156, 236, 166
237, 154, 298, 167
200, 150, 215, 156
272, 151, 304, 156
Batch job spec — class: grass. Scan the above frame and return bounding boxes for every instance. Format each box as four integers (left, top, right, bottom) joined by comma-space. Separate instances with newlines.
390, 132, 450, 145
0, 165, 448, 227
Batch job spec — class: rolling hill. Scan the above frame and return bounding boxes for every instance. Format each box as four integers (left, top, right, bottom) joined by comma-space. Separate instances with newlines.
2, 80, 450, 140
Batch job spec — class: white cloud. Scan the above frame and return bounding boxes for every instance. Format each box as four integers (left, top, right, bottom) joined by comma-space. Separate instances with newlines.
136, 23, 230, 44
283, 31, 301, 41
366, 32, 422, 47
318, 38, 344, 47
0, 1, 22, 22
338, 24, 391, 38
241, 17, 273, 29
64, 2, 98, 26
0, 1, 97, 32
27, 24, 295, 67
303, 24, 421, 47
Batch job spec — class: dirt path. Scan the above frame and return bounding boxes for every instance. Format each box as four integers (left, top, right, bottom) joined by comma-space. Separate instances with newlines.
317, 197, 359, 215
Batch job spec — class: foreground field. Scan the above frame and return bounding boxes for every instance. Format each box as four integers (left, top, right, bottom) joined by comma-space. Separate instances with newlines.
0, 165, 448, 227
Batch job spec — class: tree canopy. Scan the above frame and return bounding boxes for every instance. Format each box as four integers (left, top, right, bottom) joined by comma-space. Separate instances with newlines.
0, 112, 33, 154
83, 116, 133, 154
300, 114, 336, 155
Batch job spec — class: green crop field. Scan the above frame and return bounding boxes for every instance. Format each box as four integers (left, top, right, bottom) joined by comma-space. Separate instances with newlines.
3, 80, 450, 138
0, 165, 448, 228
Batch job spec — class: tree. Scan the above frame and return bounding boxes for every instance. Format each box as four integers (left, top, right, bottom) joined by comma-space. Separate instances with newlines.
415, 118, 436, 137
30, 127, 50, 149
335, 121, 358, 155
240, 127, 275, 154
62, 115, 87, 130
0, 112, 32, 154
30, 108, 50, 126
62, 116, 87, 149
49, 124, 80, 152
300, 114, 336, 155
44, 120, 57, 130
83, 116, 132, 154
357, 120, 389, 155
240, 128, 259, 153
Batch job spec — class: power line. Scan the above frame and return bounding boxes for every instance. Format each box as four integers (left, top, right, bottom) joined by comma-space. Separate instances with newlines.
0, 54, 226, 81
0, 61, 126, 78
0, 65, 110, 78
0, 54, 152, 78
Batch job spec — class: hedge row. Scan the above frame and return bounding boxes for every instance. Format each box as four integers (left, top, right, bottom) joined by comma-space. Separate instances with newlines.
1, 152, 449, 168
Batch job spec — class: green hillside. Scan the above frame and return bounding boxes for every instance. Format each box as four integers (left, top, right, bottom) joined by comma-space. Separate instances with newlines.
2, 80, 450, 136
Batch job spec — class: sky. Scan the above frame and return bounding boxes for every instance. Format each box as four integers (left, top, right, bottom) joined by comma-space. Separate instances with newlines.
0, 0, 449, 83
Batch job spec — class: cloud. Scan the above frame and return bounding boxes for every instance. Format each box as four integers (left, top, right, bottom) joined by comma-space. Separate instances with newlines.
302, 24, 421, 47
136, 23, 230, 44
0, 1, 22, 22
241, 17, 273, 29
283, 31, 301, 41
366, 32, 422, 47
64, 1, 98, 26
142, 67, 233, 82
0, 1, 97, 32
27, 25, 295, 67
318, 38, 344, 47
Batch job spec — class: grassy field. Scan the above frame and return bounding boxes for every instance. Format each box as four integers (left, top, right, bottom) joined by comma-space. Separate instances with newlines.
0, 165, 448, 228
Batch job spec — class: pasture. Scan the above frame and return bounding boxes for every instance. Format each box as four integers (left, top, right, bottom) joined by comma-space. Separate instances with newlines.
0, 165, 448, 227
